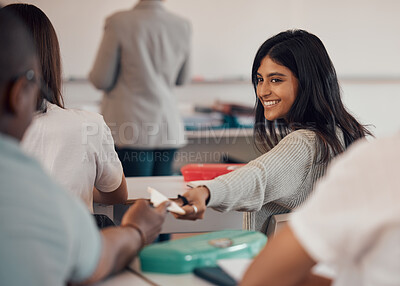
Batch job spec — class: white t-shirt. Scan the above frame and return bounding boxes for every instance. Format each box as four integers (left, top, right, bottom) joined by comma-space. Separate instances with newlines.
22, 102, 123, 212
290, 133, 400, 286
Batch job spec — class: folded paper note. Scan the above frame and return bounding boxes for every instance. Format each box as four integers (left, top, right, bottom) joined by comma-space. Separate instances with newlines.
147, 187, 185, 215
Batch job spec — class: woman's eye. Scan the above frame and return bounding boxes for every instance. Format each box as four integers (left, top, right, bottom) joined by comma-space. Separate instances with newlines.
271, 78, 282, 83
257, 77, 263, 83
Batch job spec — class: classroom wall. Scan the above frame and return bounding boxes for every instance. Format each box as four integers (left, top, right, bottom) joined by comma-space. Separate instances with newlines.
3, 0, 400, 80
3, 0, 400, 138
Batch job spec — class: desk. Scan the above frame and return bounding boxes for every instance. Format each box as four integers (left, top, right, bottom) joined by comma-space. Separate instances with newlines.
96, 270, 214, 286
95, 263, 334, 286
95, 258, 215, 286
94, 271, 148, 286
101, 176, 244, 233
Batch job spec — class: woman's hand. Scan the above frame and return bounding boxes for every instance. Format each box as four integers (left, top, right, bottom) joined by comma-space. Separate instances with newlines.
173, 186, 210, 220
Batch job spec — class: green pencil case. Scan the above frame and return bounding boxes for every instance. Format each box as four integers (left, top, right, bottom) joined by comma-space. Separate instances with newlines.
139, 230, 267, 274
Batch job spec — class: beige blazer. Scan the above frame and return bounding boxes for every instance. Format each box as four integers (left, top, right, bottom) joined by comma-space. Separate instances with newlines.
90, 0, 191, 149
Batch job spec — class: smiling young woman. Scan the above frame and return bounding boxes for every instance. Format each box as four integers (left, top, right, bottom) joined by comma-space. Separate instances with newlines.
252, 30, 371, 162
175, 30, 371, 234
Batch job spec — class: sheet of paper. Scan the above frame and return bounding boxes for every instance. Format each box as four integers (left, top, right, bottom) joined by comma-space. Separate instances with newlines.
217, 258, 253, 282
147, 187, 185, 215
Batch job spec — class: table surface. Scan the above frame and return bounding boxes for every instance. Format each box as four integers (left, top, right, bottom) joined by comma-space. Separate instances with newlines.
126, 176, 189, 203
96, 176, 248, 285
95, 270, 215, 286
95, 259, 215, 286
125, 176, 243, 234
95, 263, 334, 286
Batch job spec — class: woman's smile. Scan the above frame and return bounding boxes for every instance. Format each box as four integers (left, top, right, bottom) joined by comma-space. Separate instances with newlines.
263, 100, 281, 108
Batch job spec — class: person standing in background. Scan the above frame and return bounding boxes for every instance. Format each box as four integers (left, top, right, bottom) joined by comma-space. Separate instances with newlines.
90, 0, 191, 177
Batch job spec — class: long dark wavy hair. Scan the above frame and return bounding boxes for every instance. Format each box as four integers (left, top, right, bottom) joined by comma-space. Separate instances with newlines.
252, 30, 371, 163
4, 4, 64, 112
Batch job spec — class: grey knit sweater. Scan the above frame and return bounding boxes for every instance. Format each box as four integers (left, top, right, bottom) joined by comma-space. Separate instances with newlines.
205, 129, 341, 234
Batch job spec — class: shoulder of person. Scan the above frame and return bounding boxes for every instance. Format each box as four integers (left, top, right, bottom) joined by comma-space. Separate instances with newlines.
56, 106, 103, 124
72, 108, 104, 123
164, 10, 191, 31
107, 9, 130, 21
339, 132, 399, 165
172, 13, 191, 25
282, 129, 318, 144
105, 10, 130, 27
56, 107, 107, 136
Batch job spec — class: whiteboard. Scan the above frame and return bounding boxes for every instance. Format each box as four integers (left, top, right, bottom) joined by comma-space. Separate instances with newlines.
4, 0, 400, 80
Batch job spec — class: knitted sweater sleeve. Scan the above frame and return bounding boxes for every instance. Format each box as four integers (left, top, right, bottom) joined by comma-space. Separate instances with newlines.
204, 130, 317, 212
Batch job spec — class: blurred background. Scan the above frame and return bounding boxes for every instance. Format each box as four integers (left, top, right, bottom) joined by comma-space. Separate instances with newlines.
3, 0, 400, 139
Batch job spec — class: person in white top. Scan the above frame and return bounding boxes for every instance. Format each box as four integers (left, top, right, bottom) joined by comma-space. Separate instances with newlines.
241, 132, 400, 286
22, 102, 125, 212
13, 3, 127, 213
